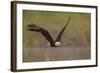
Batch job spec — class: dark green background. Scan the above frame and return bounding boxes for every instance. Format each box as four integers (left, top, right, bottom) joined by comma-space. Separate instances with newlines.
23, 10, 91, 62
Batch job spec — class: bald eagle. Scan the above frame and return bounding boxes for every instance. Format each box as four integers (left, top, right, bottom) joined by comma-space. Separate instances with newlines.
27, 17, 71, 47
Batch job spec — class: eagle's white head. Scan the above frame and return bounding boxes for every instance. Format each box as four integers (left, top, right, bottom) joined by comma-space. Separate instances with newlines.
47, 42, 60, 47
55, 42, 61, 46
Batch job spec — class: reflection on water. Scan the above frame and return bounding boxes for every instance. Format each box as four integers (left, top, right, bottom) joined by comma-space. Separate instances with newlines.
23, 46, 90, 62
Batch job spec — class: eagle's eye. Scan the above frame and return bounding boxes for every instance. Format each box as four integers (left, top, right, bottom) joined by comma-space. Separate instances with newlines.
55, 42, 60, 46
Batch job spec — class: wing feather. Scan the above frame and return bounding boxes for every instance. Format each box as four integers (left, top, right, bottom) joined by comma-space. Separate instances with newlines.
55, 16, 71, 42
27, 24, 55, 46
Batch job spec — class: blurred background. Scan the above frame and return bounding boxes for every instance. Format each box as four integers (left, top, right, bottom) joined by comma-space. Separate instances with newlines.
23, 10, 91, 62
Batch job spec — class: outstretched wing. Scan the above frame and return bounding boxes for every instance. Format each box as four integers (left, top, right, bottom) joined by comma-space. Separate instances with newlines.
55, 16, 71, 42
27, 24, 55, 46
